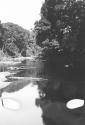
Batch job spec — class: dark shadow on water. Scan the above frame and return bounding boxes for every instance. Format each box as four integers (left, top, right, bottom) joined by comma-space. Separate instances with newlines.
35, 58, 85, 125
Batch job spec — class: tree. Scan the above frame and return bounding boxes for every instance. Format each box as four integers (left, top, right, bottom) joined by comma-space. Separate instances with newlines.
0, 21, 6, 48
0, 22, 31, 56
3, 23, 30, 52
35, 0, 85, 62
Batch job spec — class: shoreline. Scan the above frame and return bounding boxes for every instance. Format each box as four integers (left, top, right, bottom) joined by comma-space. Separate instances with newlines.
0, 56, 37, 65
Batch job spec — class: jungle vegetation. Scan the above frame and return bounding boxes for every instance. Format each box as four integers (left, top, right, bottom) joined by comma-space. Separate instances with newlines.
34, 0, 85, 66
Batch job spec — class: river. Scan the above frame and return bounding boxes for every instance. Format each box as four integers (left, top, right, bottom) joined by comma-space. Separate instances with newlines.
0, 57, 85, 125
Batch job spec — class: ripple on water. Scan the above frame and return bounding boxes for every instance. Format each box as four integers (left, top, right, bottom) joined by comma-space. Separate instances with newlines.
0, 84, 43, 125
1, 98, 21, 111
66, 99, 84, 109
0, 72, 12, 89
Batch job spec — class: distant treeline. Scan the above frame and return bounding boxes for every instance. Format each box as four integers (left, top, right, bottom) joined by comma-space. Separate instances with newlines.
0, 22, 41, 58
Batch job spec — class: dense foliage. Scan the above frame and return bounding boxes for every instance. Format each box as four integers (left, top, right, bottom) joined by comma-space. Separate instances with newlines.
0, 22, 41, 57
35, 0, 85, 64
2, 22, 30, 56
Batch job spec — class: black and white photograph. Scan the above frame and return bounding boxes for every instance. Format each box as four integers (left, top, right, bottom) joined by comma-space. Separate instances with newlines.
0, 0, 85, 125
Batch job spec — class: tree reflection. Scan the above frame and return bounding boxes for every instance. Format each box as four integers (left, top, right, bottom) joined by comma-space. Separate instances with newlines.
35, 60, 85, 125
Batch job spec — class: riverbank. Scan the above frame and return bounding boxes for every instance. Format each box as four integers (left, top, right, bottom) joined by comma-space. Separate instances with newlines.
0, 56, 37, 65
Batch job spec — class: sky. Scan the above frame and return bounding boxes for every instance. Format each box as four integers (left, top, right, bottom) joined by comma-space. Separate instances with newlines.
0, 0, 44, 30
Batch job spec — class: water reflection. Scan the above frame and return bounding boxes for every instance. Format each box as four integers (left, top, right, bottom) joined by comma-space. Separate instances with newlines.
66, 99, 84, 109
35, 59, 85, 125
0, 59, 44, 125
0, 84, 43, 125
0, 58, 84, 125
2, 98, 21, 110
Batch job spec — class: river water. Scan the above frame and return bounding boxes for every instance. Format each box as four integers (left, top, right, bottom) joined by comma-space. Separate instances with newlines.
0, 58, 85, 125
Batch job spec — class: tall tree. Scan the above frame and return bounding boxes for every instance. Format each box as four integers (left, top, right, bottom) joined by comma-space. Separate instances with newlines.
35, 0, 85, 56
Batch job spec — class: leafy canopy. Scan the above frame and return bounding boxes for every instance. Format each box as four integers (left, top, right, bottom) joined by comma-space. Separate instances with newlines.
35, 0, 85, 53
